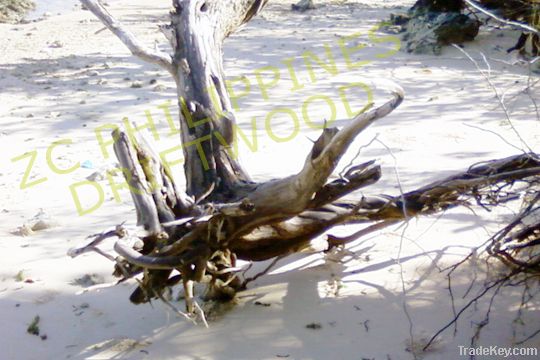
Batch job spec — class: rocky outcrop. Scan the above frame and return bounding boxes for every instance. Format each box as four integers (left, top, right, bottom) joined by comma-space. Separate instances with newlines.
387, 0, 480, 55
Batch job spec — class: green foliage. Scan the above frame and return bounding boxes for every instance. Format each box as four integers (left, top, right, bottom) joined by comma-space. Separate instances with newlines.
26, 315, 40, 336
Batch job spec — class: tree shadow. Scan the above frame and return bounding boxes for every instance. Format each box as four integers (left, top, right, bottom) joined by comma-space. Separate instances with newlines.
2, 1, 539, 359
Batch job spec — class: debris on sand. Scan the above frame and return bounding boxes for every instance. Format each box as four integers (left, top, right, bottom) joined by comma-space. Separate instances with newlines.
11, 209, 60, 236
73, 273, 106, 288
0, 0, 35, 23
26, 315, 40, 336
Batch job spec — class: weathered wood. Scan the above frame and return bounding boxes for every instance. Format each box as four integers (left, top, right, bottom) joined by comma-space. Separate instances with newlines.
78, 13, 404, 300
81, 0, 269, 200
168, 0, 268, 198
78, 0, 540, 313
133, 132, 195, 218
218, 88, 403, 228
112, 129, 161, 234
309, 160, 381, 209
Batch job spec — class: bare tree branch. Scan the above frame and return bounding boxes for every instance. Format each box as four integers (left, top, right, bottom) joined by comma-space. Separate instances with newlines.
81, 0, 174, 73
112, 129, 162, 234
464, 0, 540, 35
227, 87, 404, 223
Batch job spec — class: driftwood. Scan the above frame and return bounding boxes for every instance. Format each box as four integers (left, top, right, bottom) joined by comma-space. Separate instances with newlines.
487, 188, 540, 273
73, 0, 540, 317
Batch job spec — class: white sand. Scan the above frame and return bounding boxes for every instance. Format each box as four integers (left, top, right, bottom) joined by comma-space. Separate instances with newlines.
0, 1, 539, 359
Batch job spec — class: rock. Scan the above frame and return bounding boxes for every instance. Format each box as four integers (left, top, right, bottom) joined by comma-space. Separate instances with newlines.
434, 14, 480, 45
31, 219, 58, 232
45, 111, 61, 118
402, 12, 480, 55
390, 13, 410, 26
305, 322, 322, 330
292, 0, 315, 12
11, 209, 59, 237
152, 84, 167, 92
48, 40, 63, 48
381, 24, 404, 35
86, 164, 122, 181
11, 224, 34, 237
532, 61, 540, 75
73, 274, 105, 288
28, 209, 60, 232
385, 1, 480, 55
130, 81, 143, 88
86, 171, 104, 181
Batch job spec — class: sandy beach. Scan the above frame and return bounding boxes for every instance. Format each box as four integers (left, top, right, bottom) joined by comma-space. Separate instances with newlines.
0, 0, 539, 359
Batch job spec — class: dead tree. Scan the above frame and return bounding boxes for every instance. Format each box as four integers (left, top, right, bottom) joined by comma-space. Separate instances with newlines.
74, 0, 540, 314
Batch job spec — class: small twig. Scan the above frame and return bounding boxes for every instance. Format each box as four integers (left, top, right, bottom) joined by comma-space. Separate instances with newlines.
161, 217, 195, 228
375, 136, 417, 359
241, 256, 283, 288
155, 290, 197, 325
363, 319, 370, 332
327, 219, 400, 247
338, 134, 379, 180
75, 281, 120, 295
114, 239, 185, 269
516, 327, 540, 345
195, 182, 216, 205
241, 261, 254, 279
525, 66, 540, 123
193, 301, 209, 328
94, 26, 107, 35
183, 280, 195, 314
453, 45, 533, 154
463, 123, 525, 154
447, 273, 458, 336
470, 280, 504, 348
68, 225, 125, 260
424, 272, 516, 351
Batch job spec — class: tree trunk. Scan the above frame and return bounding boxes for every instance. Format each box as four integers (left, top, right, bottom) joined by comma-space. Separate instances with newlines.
168, 0, 269, 200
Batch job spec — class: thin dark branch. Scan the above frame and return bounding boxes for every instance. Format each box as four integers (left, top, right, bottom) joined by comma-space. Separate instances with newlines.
423, 272, 515, 351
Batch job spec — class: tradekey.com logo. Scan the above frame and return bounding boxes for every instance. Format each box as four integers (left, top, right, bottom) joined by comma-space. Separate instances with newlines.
10, 23, 400, 216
